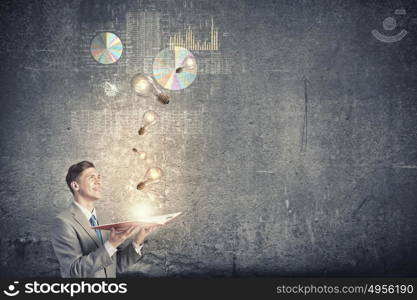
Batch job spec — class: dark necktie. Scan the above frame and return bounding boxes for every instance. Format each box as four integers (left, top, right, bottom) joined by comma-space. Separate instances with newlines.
89, 214, 103, 244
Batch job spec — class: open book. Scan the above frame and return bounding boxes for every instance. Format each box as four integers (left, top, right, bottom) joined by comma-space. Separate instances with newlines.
91, 212, 182, 231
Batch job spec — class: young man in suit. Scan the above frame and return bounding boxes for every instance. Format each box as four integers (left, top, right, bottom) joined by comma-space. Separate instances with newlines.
51, 161, 158, 278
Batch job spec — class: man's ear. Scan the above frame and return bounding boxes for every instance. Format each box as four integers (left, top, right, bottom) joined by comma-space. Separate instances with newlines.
71, 181, 80, 192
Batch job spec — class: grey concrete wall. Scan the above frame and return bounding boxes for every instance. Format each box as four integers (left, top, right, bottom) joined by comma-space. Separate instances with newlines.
1, 0, 417, 277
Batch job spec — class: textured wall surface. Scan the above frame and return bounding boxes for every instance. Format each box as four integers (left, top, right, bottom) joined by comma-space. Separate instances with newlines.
1, 0, 417, 277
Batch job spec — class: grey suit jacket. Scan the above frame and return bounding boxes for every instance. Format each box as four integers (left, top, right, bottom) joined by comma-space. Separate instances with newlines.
51, 202, 141, 278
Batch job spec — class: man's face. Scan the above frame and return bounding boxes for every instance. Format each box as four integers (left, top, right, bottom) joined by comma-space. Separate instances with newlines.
75, 167, 102, 200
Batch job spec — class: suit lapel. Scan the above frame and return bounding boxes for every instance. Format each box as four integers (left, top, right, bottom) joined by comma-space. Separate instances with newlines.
70, 203, 101, 247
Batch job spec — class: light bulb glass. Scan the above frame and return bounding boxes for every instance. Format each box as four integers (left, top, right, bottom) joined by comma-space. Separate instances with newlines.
136, 80, 150, 93
143, 111, 157, 125
138, 151, 147, 160
184, 57, 196, 69
131, 74, 152, 96
147, 167, 162, 180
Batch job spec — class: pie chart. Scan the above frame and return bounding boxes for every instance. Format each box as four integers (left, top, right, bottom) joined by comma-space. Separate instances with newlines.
153, 47, 197, 90
90, 32, 123, 64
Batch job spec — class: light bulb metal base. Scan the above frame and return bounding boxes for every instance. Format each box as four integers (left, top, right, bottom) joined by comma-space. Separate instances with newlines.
138, 127, 146, 135
137, 182, 146, 190
157, 93, 170, 104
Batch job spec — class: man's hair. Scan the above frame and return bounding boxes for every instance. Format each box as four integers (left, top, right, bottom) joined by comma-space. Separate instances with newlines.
66, 161, 95, 194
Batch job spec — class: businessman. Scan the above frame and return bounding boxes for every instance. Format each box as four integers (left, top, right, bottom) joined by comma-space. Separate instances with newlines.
51, 161, 159, 278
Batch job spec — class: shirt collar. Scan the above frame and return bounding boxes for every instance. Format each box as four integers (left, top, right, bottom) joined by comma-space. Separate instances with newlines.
73, 200, 96, 222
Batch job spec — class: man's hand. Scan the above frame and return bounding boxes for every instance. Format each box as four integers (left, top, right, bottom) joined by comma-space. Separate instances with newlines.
133, 225, 161, 246
109, 226, 140, 248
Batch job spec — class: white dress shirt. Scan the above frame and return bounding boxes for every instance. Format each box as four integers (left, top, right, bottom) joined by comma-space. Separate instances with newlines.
73, 201, 143, 257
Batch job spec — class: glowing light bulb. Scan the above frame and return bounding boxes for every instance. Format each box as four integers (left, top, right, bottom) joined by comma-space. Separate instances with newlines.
131, 73, 170, 104
137, 167, 163, 190
175, 56, 197, 73
132, 148, 147, 160
138, 110, 159, 135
